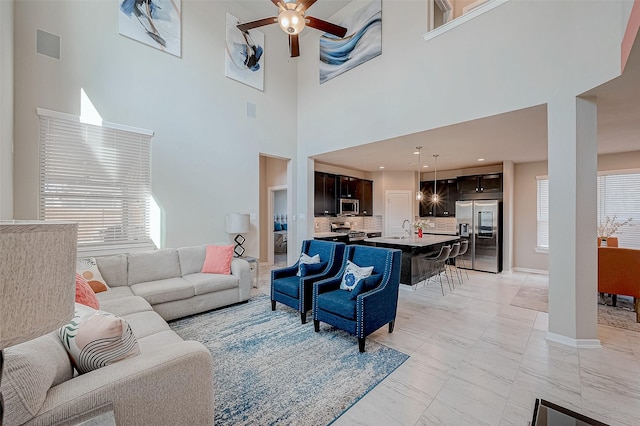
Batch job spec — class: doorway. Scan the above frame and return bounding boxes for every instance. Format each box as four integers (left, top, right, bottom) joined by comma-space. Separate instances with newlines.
268, 185, 288, 266
385, 190, 412, 237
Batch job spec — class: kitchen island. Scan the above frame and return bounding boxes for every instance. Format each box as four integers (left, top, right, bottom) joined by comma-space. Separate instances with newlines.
364, 234, 460, 285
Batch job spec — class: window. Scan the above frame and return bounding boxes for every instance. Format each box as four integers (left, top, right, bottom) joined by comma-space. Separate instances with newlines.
38, 108, 155, 254
536, 171, 640, 251
536, 176, 549, 251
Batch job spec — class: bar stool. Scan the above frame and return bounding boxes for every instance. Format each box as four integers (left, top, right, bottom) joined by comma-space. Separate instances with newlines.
423, 245, 452, 295
447, 242, 462, 287
456, 240, 470, 280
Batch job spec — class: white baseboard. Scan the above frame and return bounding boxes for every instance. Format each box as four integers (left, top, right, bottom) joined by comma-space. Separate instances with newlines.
513, 267, 549, 275
545, 332, 601, 348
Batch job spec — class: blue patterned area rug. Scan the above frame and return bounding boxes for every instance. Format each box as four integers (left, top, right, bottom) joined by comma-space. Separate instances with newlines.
169, 295, 409, 425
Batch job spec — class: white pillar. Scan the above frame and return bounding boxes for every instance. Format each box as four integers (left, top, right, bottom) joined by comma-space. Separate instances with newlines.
546, 96, 600, 348
0, 0, 14, 219
502, 160, 514, 272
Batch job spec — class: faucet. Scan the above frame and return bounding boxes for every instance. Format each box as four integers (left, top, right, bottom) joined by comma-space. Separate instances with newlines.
402, 219, 411, 239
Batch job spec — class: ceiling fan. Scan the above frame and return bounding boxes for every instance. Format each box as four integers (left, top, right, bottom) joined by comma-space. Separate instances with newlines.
237, 0, 348, 58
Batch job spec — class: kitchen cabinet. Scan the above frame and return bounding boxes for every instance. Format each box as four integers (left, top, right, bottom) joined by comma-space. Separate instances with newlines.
314, 234, 349, 244
339, 176, 359, 199
355, 179, 373, 216
314, 172, 338, 216
457, 173, 503, 199
419, 179, 457, 217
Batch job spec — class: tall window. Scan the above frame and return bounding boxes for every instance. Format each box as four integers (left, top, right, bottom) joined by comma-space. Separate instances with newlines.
536, 176, 549, 251
38, 108, 155, 254
536, 171, 640, 251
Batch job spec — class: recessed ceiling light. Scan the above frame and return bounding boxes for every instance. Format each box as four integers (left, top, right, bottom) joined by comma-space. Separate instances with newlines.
423, 165, 428, 168
477, 158, 485, 162
379, 166, 385, 169
413, 151, 420, 155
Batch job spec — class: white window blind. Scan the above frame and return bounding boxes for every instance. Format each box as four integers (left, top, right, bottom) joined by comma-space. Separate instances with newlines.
536, 171, 640, 251
536, 176, 549, 251
38, 108, 155, 253
596, 172, 640, 248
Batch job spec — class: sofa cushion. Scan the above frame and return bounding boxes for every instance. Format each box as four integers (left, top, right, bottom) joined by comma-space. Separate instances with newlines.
95, 286, 135, 302
201, 245, 234, 275
76, 257, 109, 292
183, 273, 239, 295
316, 290, 357, 320
98, 295, 153, 317
299, 261, 327, 277
137, 330, 184, 353
273, 276, 301, 298
349, 273, 382, 300
59, 304, 140, 374
128, 249, 181, 285
0, 332, 74, 426
130, 277, 195, 305
95, 254, 128, 287
340, 260, 373, 291
178, 245, 207, 276
123, 310, 171, 339
75, 273, 100, 309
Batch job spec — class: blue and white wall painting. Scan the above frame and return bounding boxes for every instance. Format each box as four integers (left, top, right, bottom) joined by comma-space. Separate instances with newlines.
119, 0, 182, 57
225, 13, 265, 91
319, 0, 382, 84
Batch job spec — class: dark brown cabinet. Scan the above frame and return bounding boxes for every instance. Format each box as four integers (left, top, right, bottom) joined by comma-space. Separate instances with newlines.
419, 179, 457, 217
355, 179, 373, 216
457, 173, 503, 199
339, 176, 359, 199
314, 172, 337, 216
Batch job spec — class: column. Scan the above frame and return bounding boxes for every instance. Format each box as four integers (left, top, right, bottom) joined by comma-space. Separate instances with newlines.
546, 95, 600, 347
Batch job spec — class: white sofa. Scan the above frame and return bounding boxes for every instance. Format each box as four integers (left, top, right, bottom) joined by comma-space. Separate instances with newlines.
1, 245, 252, 426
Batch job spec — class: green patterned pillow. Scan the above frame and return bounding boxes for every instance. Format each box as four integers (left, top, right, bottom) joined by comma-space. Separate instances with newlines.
59, 303, 140, 374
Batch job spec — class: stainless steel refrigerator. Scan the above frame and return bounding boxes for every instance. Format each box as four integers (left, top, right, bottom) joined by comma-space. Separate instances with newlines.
455, 200, 502, 273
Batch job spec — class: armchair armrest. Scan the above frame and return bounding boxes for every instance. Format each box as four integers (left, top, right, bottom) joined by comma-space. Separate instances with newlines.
314, 275, 343, 295
272, 264, 299, 280
31, 341, 214, 426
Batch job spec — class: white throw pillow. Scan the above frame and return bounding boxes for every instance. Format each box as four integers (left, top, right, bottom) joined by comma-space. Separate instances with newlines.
59, 303, 140, 374
76, 257, 110, 293
340, 260, 374, 291
297, 253, 321, 276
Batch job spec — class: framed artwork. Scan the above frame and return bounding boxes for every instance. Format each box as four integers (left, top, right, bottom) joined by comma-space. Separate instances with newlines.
118, 0, 182, 57
319, 0, 382, 84
225, 13, 265, 91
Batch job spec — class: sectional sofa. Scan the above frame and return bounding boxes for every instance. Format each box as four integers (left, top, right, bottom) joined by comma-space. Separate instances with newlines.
1, 245, 252, 426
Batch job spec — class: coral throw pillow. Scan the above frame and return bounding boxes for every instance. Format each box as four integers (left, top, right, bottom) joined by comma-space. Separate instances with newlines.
75, 273, 100, 310
76, 257, 109, 293
59, 303, 140, 374
201, 245, 234, 275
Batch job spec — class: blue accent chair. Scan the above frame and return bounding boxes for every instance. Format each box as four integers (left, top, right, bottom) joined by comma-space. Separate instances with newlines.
271, 240, 346, 324
313, 245, 402, 352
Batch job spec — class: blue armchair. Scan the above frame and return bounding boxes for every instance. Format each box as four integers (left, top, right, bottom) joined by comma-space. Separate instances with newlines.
313, 245, 402, 352
271, 240, 346, 324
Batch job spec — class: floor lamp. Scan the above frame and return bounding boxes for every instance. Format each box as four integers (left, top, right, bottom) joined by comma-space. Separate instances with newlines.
0, 221, 78, 421
226, 213, 250, 257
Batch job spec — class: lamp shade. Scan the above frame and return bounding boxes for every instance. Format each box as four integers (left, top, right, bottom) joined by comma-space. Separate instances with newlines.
226, 213, 250, 234
0, 221, 77, 349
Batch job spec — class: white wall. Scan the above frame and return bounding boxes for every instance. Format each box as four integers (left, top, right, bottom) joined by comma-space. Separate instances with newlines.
0, 0, 13, 219
12, 1, 299, 256
293, 0, 627, 248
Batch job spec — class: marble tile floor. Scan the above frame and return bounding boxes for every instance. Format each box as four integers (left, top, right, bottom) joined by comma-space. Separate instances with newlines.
253, 265, 640, 426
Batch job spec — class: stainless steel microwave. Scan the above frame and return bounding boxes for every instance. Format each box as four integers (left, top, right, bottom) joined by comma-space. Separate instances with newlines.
339, 198, 359, 215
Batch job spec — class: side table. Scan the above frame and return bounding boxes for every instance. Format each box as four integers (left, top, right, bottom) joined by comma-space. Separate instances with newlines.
239, 256, 259, 288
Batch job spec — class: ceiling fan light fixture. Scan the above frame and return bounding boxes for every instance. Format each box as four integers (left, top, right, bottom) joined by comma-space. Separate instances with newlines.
278, 9, 305, 34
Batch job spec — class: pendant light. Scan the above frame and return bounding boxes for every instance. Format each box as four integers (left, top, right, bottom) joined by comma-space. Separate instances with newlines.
415, 146, 424, 201
432, 154, 439, 203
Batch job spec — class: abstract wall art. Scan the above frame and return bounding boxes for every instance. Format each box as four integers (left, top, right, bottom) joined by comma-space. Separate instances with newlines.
225, 13, 265, 91
319, 0, 382, 84
119, 0, 182, 57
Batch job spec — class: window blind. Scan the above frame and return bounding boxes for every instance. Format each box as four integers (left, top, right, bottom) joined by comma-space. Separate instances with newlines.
536, 176, 549, 250
536, 171, 640, 251
38, 108, 155, 253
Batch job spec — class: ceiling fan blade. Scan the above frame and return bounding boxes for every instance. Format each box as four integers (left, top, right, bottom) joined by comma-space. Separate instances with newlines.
295, 0, 317, 13
237, 17, 277, 33
306, 16, 347, 38
289, 34, 300, 57
271, 0, 281, 6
